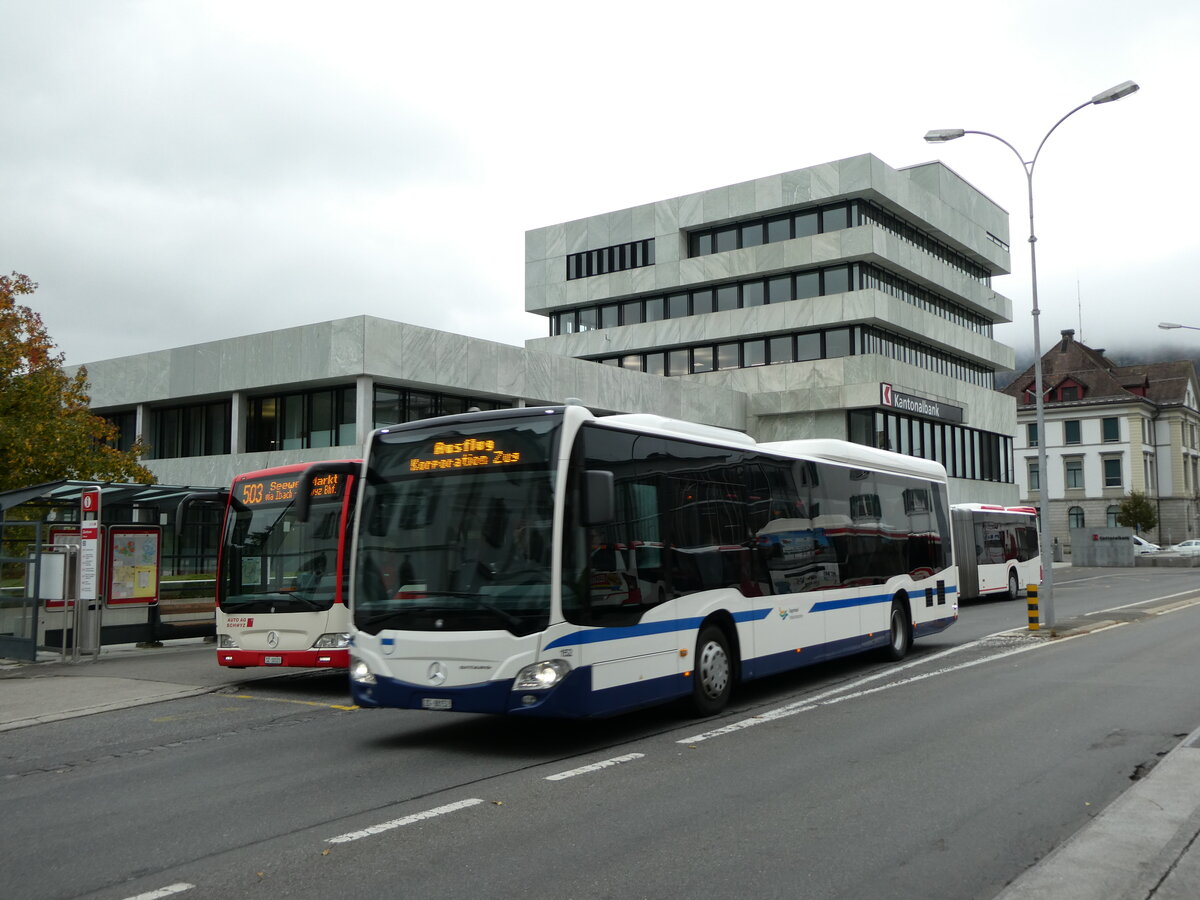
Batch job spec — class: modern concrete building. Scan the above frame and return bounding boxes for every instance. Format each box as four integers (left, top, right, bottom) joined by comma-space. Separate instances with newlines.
80, 316, 746, 488
80, 154, 1019, 506
526, 153, 1019, 504
1002, 329, 1200, 547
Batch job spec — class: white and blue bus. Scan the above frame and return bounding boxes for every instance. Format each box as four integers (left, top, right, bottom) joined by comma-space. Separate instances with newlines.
951, 504, 1041, 601
300, 406, 956, 718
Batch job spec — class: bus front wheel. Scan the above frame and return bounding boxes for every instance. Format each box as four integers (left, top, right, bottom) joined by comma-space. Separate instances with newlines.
1007, 569, 1020, 602
690, 625, 732, 716
883, 599, 912, 661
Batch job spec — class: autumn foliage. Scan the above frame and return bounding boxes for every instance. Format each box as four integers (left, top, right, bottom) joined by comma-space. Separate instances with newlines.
0, 273, 155, 493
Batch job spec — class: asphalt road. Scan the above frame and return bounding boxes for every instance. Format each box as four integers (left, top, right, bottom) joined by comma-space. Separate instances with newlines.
4, 567, 1200, 900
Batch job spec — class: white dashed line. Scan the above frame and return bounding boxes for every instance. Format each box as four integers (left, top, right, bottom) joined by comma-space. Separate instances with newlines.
121, 884, 194, 900
546, 753, 645, 781
677, 632, 1082, 745
327, 798, 484, 844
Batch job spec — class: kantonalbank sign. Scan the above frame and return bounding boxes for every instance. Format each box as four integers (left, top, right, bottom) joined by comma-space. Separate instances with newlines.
409, 437, 522, 472
880, 383, 965, 424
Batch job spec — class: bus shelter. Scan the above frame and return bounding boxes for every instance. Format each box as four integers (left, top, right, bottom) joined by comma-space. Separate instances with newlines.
0, 479, 222, 662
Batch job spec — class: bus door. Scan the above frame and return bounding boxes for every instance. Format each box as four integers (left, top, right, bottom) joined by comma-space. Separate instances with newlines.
578, 481, 679, 704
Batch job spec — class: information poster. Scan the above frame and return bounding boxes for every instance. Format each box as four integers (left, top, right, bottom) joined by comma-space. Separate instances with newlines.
106, 527, 161, 606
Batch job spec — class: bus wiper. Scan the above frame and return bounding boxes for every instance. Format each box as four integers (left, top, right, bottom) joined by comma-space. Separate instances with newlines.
476, 602, 523, 631
360, 605, 462, 628
359, 601, 523, 632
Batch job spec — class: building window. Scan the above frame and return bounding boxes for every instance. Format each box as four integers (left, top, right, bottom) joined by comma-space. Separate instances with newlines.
1029, 462, 1040, 491
1103, 457, 1123, 488
1068, 506, 1085, 529
150, 401, 231, 459
1107, 505, 1119, 527
844, 410, 1013, 484
1065, 459, 1084, 489
1102, 417, 1120, 443
1064, 420, 1081, 445
552, 259, 992, 338
1026, 422, 1038, 448
566, 239, 654, 281
103, 410, 139, 454
247, 388, 354, 452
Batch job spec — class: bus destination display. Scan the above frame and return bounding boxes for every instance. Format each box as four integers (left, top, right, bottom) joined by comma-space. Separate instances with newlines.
408, 437, 521, 472
238, 473, 344, 506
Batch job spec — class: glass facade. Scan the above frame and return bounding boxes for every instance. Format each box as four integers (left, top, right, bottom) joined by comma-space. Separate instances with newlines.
594, 325, 995, 388
151, 401, 230, 459
551, 261, 992, 339
847, 409, 1013, 484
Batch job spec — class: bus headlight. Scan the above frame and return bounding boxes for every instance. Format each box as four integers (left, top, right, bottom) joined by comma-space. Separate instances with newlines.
313, 632, 350, 650
350, 658, 376, 685
218, 634, 239, 649
513, 659, 572, 690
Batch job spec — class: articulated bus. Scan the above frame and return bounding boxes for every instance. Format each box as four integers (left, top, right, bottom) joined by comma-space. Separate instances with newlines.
183, 461, 359, 668
951, 503, 1041, 601
300, 407, 956, 718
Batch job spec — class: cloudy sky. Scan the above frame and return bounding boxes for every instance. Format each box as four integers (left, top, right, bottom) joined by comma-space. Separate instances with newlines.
3, 0, 1197, 370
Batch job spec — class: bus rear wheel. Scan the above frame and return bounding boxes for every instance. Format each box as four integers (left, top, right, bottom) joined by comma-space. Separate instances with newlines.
1007, 569, 1020, 602
690, 625, 732, 716
883, 599, 912, 661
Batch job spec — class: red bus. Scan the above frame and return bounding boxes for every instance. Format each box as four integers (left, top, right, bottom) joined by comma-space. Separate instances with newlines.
190, 461, 360, 668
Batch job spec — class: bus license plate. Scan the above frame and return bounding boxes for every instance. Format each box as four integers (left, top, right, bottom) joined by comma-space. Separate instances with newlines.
422, 698, 452, 710
264, 656, 282, 665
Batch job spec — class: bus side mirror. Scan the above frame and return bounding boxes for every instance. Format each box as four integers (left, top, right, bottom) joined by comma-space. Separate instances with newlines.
584, 470, 615, 525
296, 461, 362, 523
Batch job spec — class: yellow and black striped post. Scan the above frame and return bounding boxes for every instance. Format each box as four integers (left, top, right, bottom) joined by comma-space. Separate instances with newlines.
1027, 584, 1040, 631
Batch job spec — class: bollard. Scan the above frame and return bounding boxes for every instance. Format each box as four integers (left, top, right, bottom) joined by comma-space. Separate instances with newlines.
1027, 584, 1040, 631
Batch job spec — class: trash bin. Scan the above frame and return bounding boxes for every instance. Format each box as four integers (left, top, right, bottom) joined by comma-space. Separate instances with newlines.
1053, 537, 1063, 562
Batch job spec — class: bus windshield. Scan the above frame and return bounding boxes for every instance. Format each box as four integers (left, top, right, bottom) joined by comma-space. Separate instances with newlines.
354, 412, 561, 637
219, 474, 349, 613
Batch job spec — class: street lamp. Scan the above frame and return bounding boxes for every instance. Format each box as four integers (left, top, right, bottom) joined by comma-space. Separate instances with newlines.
925, 80, 1139, 629
1159, 323, 1200, 331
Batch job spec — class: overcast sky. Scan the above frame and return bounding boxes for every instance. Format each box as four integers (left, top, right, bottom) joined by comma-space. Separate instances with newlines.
3, 0, 1197, 371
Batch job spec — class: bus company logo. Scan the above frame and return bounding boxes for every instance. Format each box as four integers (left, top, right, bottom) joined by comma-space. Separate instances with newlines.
226, 616, 254, 628
427, 662, 447, 685
778, 606, 801, 621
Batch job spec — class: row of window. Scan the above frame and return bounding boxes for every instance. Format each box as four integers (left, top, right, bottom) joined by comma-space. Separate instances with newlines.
550, 261, 993, 338
686, 198, 991, 284
591, 324, 995, 389
121, 387, 515, 459
848, 410, 1013, 484
1067, 506, 1125, 529
570, 423, 951, 626
1026, 417, 1122, 447
566, 239, 655, 280
1027, 457, 1123, 491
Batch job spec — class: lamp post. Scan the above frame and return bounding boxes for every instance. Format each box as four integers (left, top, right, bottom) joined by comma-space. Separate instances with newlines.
925, 80, 1139, 629
1159, 323, 1200, 332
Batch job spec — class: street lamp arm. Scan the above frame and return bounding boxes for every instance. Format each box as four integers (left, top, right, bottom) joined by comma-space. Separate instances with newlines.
960, 130, 1030, 172
1028, 100, 1093, 177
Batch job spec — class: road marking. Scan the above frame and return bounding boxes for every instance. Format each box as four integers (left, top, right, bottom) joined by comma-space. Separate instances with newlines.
546, 753, 645, 781
121, 884, 193, 900
1097, 588, 1200, 616
677, 632, 1088, 745
327, 798, 484, 844
232, 694, 358, 711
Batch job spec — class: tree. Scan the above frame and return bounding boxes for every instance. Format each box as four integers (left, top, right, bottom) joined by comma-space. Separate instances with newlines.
1116, 490, 1158, 535
0, 272, 155, 492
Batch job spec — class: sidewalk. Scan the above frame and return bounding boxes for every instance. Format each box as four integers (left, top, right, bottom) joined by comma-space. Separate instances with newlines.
0, 638, 289, 732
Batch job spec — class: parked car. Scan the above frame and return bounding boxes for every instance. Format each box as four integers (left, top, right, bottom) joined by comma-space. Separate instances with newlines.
1167, 539, 1200, 556
1131, 534, 1161, 555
